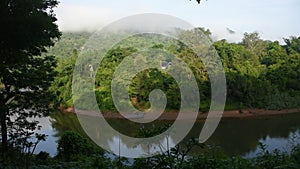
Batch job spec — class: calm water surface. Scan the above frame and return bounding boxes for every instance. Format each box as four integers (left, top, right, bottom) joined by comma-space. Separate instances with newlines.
34, 111, 300, 158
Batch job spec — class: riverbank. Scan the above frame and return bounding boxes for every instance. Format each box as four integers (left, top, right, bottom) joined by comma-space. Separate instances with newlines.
61, 107, 300, 121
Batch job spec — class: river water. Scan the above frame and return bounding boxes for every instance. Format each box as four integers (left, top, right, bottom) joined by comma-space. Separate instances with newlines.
34, 111, 300, 158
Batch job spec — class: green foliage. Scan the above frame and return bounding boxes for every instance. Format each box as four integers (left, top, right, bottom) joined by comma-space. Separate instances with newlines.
20, 133, 300, 168
51, 31, 300, 113
214, 35, 300, 109
57, 131, 103, 162
47, 32, 91, 58
50, 51, 78, 108
284, 36, 300, 54
291, 145, 300, 167
0, 0, 61, 164
183, 147, 252, 169
132, 126, 204, 169
2, 129, 300, 168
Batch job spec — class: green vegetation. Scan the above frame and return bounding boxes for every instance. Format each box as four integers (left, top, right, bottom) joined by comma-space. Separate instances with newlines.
50, 31, 300, 112
47, 32, 91, 58
1, 129, 300, 169
0, 0, 61, 164
1, 0, 299, 168
215, 35, 300, 110
56, 131, 104, 162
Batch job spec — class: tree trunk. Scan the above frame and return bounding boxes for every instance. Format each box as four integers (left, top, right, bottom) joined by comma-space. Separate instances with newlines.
0, 106, 8, 162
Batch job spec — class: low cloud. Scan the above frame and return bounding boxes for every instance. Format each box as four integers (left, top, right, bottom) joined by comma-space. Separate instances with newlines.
210, 27, 244, 43
55, 4, 123, 32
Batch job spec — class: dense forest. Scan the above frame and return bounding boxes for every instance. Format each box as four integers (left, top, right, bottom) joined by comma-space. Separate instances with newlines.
2, 0, 300, 168
50, 30, 300, 112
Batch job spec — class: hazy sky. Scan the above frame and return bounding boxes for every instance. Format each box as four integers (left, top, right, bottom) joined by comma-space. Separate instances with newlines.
55, 0, 300, 43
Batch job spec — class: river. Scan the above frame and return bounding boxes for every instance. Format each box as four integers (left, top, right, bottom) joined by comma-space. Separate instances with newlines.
34, 111, 300, 158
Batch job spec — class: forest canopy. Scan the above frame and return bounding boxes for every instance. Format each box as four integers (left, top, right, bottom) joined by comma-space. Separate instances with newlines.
49, 30, 300, 112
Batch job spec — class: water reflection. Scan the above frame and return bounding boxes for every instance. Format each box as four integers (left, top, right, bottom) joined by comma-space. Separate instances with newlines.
33, 117, 59, 156
245, 130, 300, 158
107, 135, 176, 158
35, 111, 300, 157
203, 114, 300, 156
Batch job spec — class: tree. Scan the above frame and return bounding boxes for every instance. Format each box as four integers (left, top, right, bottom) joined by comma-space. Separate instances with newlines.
242, 32, 268, 60
50, 50, 78, 108
190, 0, 202, 4
0, 0, 61, 162
57, 131, 101, 161
284, 36, 300, 54
261, 41, 287, 66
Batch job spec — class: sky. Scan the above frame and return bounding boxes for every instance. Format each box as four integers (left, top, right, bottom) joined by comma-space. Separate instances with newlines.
55, 0, 300, 43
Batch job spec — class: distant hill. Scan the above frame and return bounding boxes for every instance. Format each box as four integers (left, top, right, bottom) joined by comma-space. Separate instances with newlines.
48, 32, 91, 58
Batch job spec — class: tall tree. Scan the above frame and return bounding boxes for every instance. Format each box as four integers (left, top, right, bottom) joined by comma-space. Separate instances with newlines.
242, 32, 268, 59
284, 36, 300, 54
0, 0, 61, 162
